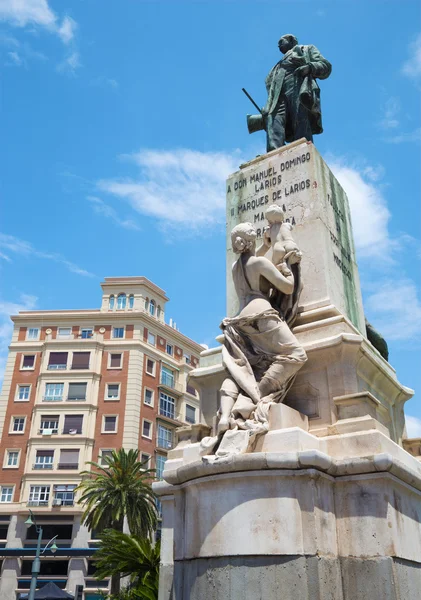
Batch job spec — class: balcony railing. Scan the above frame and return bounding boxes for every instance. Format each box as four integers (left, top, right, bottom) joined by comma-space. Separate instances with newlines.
27, 500, 49, 507
53, 497, 74, 507
62, 429, 82, 435
159, 375, 183, 393
43, 396, 63, 402
47, 364, 67, 370
33, 463, 54, 470
66, 396, 86, 401
38, 428, 58, 435
57, 463, 79, 470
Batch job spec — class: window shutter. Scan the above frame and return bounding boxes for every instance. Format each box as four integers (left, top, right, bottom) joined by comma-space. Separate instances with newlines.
23, 355, 35, 368
110, 354, 121, 368
71, 352, 90, 369
48, 352, 68, 366
68, 383, 87, 400
63, 415, 83, 433
60, 449, 80, 465
37, 450, 54, 457
104, 417, 116, 431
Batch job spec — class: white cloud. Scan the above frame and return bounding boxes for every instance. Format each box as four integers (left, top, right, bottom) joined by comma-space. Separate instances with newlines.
405, 415, 421, 438
6, 49, 22, 65
0, 233, 94, 277
402, 32, 421, 79
0, 0, 56, 28
57, 50, 80, 74
87, 196, 141, 231
0, 293, 37, 384
97, 148, 241, 230
379, 97, 400, 129
385, 128, 421, 144
0, 251, 12, 262
57, 15, 76, 44
328, 158, 396, 261
91, 76, 119, 89
365, 278, 421, 341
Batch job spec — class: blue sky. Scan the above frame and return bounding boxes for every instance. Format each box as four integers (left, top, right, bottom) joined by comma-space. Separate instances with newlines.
1, 1, 420, 432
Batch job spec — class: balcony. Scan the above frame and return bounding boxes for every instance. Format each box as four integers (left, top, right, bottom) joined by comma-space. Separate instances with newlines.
66, 396, 86, 401
47, 364, 67, 370
38, 428, 58, 435
57, 463, 79, 470
53, 497, 74, 507
158, 378, 183, 395
27, 500, 49, 507
186, 385, 197, 397
43, 396, 63, 402
62, 429, 82, 435
33, 463, 54, 470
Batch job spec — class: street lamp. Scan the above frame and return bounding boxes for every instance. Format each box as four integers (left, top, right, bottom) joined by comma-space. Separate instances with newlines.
25, 510, 58, 600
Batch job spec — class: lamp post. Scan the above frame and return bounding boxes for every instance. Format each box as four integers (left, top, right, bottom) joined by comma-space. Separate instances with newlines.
25, 510, 58, 600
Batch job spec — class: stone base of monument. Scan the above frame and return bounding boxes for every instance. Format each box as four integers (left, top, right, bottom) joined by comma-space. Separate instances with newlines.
153, 143, 419, 599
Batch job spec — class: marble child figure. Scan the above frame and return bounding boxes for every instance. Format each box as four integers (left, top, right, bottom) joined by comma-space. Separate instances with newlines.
208, 222, 307, 455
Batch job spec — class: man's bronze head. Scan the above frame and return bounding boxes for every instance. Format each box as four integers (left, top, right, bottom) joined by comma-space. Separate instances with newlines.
278, 34, 298, 54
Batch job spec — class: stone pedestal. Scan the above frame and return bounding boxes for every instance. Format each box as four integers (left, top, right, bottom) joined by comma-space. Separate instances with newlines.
154, 144, 417, 600
226, 139, 365, 332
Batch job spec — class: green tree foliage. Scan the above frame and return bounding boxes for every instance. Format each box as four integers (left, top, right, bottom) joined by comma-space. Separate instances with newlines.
94, 529, 160, 600
76, 449, 157, 537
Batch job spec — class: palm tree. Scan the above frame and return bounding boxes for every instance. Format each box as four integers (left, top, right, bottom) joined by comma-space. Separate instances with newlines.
77, 448, 157, 537
94, 530, 160, 600
76, 449, 158, 594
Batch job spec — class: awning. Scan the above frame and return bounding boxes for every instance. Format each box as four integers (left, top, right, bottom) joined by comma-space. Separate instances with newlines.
0, 547, 97, 557
19, 580, 74, 599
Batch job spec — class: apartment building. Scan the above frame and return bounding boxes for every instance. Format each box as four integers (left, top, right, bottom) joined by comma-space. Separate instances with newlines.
0, 277, 203, 599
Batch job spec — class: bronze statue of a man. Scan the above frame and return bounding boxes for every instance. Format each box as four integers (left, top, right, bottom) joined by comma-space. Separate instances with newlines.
247, 34, 332, 152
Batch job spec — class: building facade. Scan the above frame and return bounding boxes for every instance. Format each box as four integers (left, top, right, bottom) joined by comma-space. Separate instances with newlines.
0, 277, 203, 599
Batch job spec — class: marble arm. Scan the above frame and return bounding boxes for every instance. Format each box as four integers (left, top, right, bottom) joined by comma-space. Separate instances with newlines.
257, 257, 294, 295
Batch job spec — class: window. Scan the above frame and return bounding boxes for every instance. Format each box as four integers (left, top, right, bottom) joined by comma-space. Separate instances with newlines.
155, 455, 167, 480
40, 416, 59, 434
157, 306, 161, 320
58, 449, 80, 470
146, 358, 155, 376
44, 383, 64, 402
144, 298, 149, 311
12, 417, 25, 432
148, 332, 156, 346
157, 424, 173, 449
100, 450, 114, 466
17, 385, 30, 401
186, 384, 197, 396
184, 354, 191, 365
159, 392, 175, 419
109, 353, 122, 368
48, 352, 67, 370
107, 384, 120, 400
149, 300, 156, 316
71, 352, 90, 370
128, 295, 134, 309
113, 327, 124, 339
28, 485, 50, 506
140, 453, 150, 468
186, 405, 196, 424
109, 295, 115, 310
166, 344, 173, 356
81, 328, 93, 339
63, 414, 83, 434
54, 485, 76, 506
6, 450, 19, 467
0, 487, 13, 503
117, 294, 127, 310
57, 327, 72, 338
144, 388, 154, 406
34, 450, 54, 470
27, 328, 39, 340
21, 355, 35, 370
161, 366, 175, 389
142, 419, 152, 439
68, 382, 87, 401
103, 416, 117, 433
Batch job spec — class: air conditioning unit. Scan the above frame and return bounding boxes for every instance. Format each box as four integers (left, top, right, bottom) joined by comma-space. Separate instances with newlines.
42, 429, 53, 436
52, 499, 62, 506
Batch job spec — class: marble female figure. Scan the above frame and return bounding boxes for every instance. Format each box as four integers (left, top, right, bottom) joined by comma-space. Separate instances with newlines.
210, 222, 307, 454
